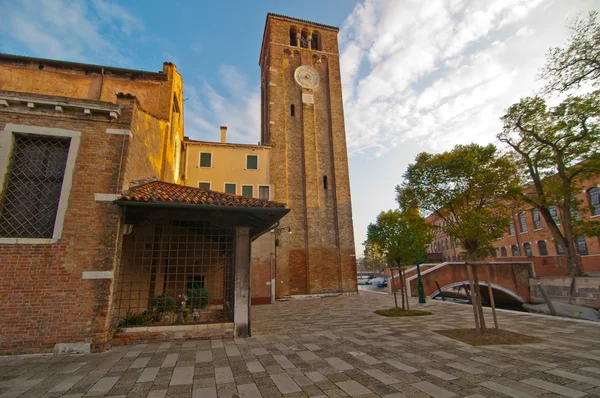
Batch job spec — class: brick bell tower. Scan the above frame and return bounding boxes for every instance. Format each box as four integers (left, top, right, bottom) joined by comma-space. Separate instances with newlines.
259, 13, 357, 297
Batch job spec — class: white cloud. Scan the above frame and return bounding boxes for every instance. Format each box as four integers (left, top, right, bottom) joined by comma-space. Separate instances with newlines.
341, 0, 599, 256
0, 0, 143, 63
339, 0, 594, 156
184, 65, 261, 144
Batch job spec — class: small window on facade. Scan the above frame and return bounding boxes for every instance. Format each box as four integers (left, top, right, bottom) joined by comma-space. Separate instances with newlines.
290, 27, 298, 46
549, 205, 560, 224
199, 152, 212, 168
524, 242, 532, 256
588, 187, 600, 216
242, 185, 253, 197
246, 155, 258, 170
198, 182, 210, 190
508, 221, 515, 235
556, 243, 565, 255
445, 239, 448, 250
519, 212, 527, 233
511, 245, 519, 257
323, 175, 327, 189
224, 183, 236, 194
532, 208, 542, 229
577, 236, 589, 255
501, 247, 507, 257
259, 186, 270, 200
290, 104, 295, 116
0, 135, 70, 238
537, 241, 548, 256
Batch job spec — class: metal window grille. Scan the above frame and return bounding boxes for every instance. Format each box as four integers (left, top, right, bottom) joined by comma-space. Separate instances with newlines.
114, 219, 234, 328
501, 247, 507, 257
508, 221, 515, 235
537, 241, 548, 256
0, 134, 70, 238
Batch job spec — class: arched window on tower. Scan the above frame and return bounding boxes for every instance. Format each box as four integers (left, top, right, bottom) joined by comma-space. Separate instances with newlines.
311, 31, 320, 50
290, 104, 295, 116
323, 176, 328, 190
300, 30, 309, 48
290, 27, 298, 46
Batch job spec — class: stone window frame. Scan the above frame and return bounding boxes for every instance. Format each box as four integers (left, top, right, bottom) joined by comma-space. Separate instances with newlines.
199, 151, 212, 168
258, 185, 271, 201
531, 208, 542, 230
0, 123, 80, 244
198, 181, 211, 191
241, 184, 254, 198
224, 182, 236, 195
245, 154, 259, 171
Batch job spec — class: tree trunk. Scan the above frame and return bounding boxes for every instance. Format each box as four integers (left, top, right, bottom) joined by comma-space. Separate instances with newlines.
471, 264, 487, 332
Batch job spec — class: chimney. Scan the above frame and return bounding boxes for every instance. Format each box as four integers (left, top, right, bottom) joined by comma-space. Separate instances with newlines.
220, 126, 227, 143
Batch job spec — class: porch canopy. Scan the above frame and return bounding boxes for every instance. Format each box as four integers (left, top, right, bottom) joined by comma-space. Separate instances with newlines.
113, 181, 289, 338
114, 181, 289, 238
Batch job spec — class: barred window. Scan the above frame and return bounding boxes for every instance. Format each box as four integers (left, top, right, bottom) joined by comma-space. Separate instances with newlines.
588, 187, 600, 216
556, 243, 565, 255
519, 212, 527, 233
501, 247, 507, 257
532, 208, 542, 229
0, 135, 70, 238
508, 220, 515, 235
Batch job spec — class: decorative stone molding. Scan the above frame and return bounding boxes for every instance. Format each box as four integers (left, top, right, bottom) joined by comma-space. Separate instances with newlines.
0, 93, 121, 119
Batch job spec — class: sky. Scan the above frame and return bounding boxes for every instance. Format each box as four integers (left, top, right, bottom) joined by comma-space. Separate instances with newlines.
1, 0, 598, 256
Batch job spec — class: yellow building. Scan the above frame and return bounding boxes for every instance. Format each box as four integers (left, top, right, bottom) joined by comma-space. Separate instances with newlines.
183, 126, 271, 199
182, 127, 277, 305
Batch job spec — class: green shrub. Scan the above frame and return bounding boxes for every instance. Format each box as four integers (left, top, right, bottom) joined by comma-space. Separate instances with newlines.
187, 285, 211, 309
118, 311, 147, 327
150, 293, 176, 313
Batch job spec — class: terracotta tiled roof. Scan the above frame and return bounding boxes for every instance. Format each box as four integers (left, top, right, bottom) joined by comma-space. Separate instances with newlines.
118, 181, 286, 209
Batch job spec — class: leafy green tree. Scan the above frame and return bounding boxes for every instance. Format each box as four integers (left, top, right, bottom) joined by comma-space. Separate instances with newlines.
540, 11, 600, 95
366, 210, 433, 267
498, 91, 600, 276
396, 144, 518, 261
361, 241, 387, 274
366, 209, 433, 310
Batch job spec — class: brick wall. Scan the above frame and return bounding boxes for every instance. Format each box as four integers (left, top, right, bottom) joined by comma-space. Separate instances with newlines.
261, 16, 357, 297
0, 107, 130, 354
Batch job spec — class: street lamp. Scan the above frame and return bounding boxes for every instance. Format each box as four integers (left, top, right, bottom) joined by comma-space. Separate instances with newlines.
416, 260, 426, 304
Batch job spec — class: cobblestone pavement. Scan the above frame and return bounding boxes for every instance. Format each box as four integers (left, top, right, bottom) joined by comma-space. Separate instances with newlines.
1, 291, 600, 397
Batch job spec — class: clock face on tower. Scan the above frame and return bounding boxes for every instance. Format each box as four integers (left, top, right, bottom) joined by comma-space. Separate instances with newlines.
294, 65, 320, 89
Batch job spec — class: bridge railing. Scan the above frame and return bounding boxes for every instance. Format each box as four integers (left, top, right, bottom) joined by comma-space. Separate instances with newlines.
403, 261, 535, 302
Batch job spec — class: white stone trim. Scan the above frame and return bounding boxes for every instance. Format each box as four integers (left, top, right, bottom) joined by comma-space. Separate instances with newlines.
0, 93, 121, 116
82, 271, 113, 280
0, 238, 56, 244
0, 124, 81, 243
106, 128, 132, 138
94, 193, 119, 202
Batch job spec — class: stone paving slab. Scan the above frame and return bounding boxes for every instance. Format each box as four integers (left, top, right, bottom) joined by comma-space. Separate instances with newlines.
1, 292, 600, 397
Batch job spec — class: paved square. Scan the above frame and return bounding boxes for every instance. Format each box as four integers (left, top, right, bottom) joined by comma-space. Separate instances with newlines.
1, 291, 599, 397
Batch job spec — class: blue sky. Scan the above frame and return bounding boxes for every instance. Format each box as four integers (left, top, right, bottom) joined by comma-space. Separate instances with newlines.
1, 0, 598, 256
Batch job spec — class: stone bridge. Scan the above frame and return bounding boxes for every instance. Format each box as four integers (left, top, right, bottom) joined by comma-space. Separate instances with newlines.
391, 261, 535, 305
